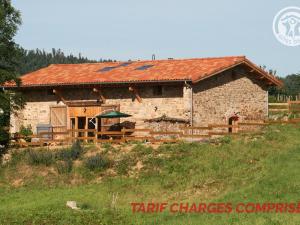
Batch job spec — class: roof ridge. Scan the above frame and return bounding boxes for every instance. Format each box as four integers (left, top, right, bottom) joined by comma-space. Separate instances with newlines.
47, 56, 246, 66
130, 55, 246, 63
49, 62, 116, 66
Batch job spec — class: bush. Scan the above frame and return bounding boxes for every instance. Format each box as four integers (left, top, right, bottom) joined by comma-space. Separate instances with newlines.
0, 128, 9, 155
56, 160, 73, 174
219, 136, 232, 144
19, 125, 33, 142
70, 141, 83, 159
27, 150, 53, 166
56, 141, 83, 161
85, 154, 110, 171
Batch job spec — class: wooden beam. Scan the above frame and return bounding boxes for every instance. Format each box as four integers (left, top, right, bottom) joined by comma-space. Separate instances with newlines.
93, 88, 106, 103
53, 89, 67, 104
129, 86, 142, 103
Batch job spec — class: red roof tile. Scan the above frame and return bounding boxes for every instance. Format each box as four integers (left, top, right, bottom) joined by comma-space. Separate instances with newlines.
5, 56, 282, 87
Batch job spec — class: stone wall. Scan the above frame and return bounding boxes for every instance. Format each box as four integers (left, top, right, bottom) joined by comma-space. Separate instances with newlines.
192, 67, 268, 126
10, 85, 191, 133
10, 89, 65, 133
104, 85, 191, 128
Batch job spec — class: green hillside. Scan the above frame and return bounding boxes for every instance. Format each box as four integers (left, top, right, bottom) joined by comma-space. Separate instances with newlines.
0, 124, 300, 225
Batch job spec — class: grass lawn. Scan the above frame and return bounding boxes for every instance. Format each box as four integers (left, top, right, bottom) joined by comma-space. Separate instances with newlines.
0, 125, 300, 224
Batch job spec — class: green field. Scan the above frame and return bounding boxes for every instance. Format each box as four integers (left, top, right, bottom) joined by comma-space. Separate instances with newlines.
0, 125, 300, 225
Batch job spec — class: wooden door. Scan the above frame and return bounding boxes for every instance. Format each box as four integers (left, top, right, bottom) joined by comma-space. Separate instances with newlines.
50, 106, 67, 131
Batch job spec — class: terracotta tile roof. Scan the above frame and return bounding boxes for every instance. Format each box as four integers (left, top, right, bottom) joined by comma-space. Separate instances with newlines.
4, 56, 282, 87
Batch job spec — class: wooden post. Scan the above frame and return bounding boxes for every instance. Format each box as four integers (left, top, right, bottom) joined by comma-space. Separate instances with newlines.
53, 89, 67, 104
129, 86, 142, 103
93, 88, 106, 103
85, 117, 88, 143
75, 117, 78, 140
94, 119, 98, 143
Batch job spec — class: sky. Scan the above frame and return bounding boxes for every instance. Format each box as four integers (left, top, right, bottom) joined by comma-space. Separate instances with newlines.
11, 0, 300, 77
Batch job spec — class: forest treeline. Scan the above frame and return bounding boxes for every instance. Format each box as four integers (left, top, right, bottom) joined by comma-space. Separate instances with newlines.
16, 47, 115, 75
269, 74, 300, 101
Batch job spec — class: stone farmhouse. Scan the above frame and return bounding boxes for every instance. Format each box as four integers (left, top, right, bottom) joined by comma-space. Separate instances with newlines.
5, 56, 282, 135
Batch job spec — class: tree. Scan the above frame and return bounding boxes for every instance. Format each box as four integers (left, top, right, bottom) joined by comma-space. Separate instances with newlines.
283, 74, 300, 96
0, 0, 25, 153
16, 47, 100, 75
268, 73, 300, 101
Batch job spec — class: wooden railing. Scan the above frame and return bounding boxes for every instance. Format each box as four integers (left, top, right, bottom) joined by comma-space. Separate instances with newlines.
269, 101, 300, 113
11, 118, 300, 147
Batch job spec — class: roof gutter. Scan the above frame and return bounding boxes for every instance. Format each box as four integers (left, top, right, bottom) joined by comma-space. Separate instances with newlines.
3, 79, 192, 89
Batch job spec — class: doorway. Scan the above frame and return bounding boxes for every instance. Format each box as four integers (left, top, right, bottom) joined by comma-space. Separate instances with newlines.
228, 117, 234, 133
78, 117, 86, 137
70, 118, 76, 137
88, 118, 96, 137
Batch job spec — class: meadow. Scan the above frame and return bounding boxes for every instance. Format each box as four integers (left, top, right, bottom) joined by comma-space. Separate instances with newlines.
0, 124, 300, 225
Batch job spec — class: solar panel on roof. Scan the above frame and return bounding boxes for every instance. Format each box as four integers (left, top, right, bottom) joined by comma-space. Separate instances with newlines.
98, 66, 117, 72
135, 65, 154, 71
119, 62, 132, 67
98, 62, 132, 72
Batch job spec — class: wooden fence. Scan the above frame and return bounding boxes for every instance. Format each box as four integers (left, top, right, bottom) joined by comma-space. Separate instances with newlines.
12, 118, 300, 147
269, 101, 300, 113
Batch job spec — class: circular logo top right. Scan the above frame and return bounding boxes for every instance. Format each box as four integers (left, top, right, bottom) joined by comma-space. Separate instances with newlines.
273, 6, 300, 47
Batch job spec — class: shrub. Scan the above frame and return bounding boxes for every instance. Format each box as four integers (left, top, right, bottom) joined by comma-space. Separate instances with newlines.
0, 128, 9, 155
56, 160, 73, 174
56, 141, 83, 161
27, 150, 53, 166
77, 202, 91, 210
56, 148, 72, 161
85, 154, 110, 171
19, 125, 33, 142
70, 141, 83, 159
219, 136, 232, 144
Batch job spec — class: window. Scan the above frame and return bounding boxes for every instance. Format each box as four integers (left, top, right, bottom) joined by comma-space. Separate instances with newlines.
153, 86, 163, 96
